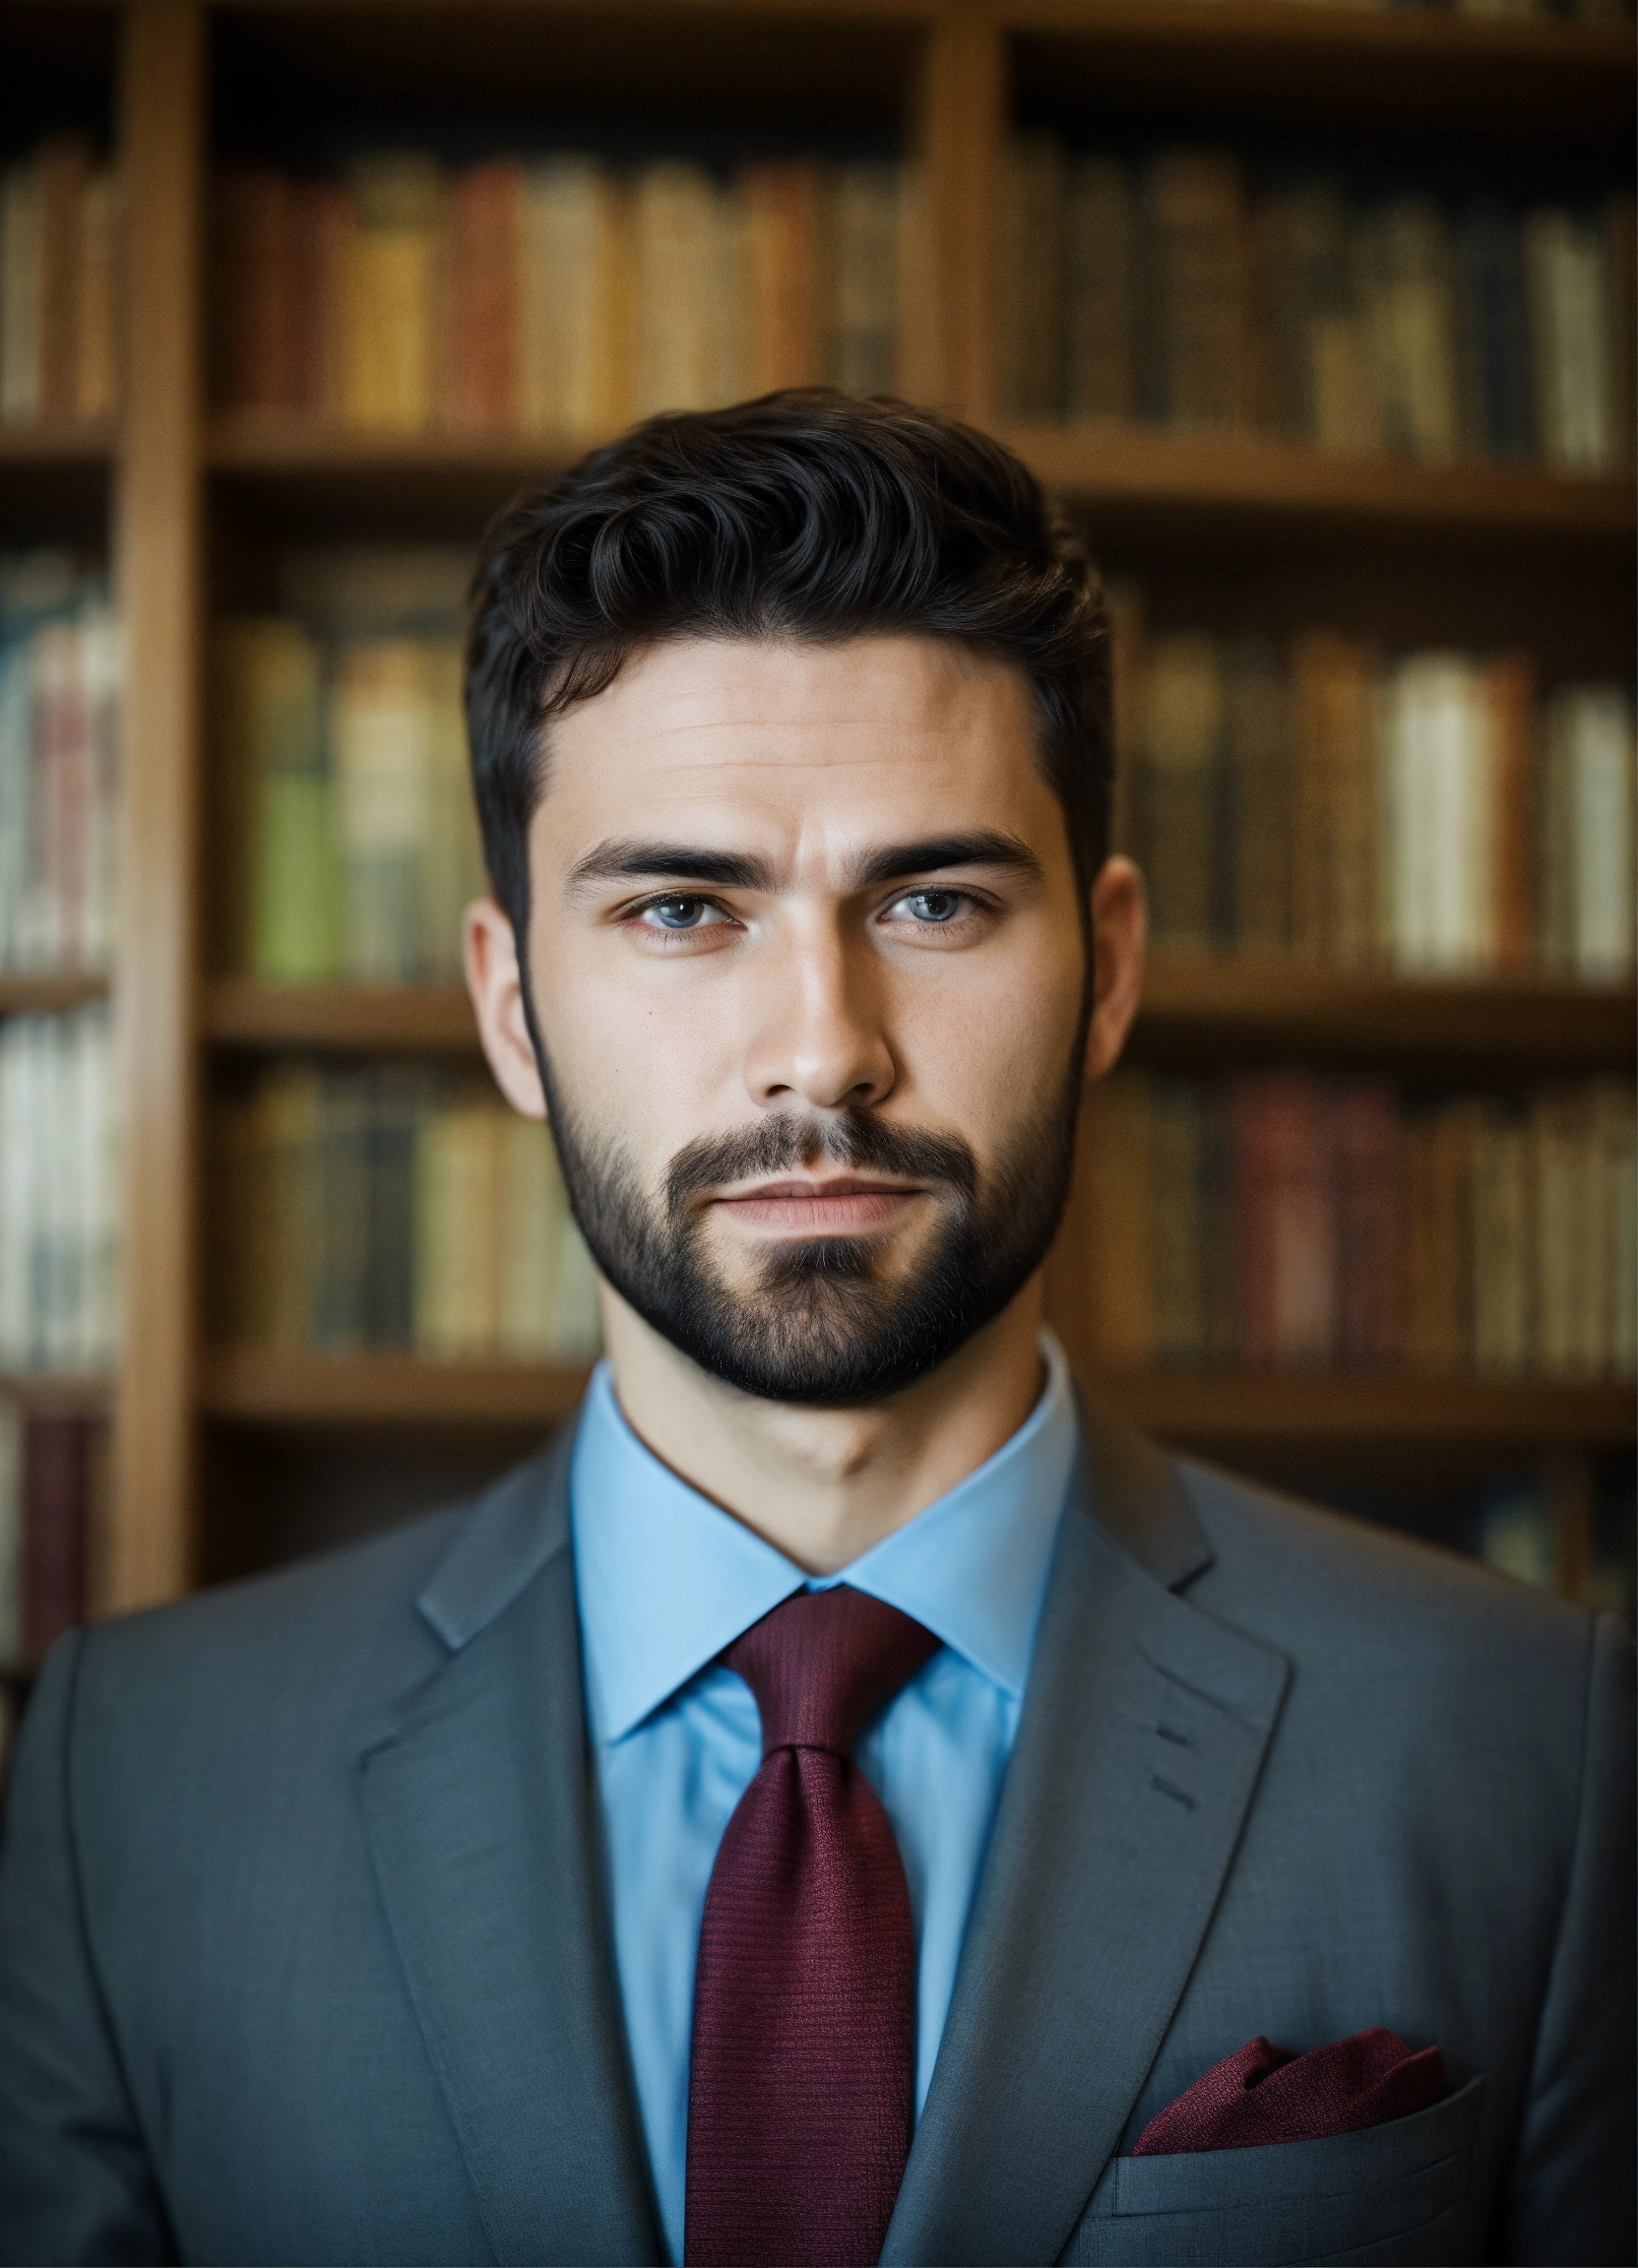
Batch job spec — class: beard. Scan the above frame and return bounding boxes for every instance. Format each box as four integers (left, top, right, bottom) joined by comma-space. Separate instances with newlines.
534, 1025, 1087, 1408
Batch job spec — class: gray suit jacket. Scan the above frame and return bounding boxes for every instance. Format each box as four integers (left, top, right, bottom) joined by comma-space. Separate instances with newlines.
0, 1406, 1631, 2267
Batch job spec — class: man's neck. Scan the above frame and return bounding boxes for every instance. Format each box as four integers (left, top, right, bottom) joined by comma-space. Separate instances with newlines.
598, 1281, 1049, 1576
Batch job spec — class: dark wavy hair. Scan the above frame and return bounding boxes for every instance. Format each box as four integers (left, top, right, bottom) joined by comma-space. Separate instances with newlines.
465, 389, 1112, 941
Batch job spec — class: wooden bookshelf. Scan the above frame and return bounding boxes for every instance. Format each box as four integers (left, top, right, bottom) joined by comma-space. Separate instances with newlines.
198, 1349, 594, 1426
0, 974, 111, 1017
1091, 1369, 1636, 1454
0, 1371, 115, 1418
203, 968, 1638, 1075
1, 0, 1623, 1619
1008, 427, 1635, 544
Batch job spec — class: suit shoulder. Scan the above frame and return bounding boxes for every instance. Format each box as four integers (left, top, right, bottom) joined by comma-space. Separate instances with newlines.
1175, 1454, 1600, 1694
69, 1427, 570, 1734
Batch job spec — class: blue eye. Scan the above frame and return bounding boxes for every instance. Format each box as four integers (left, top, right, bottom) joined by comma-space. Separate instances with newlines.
898, 890, 965, 924
642, 897, 718, 929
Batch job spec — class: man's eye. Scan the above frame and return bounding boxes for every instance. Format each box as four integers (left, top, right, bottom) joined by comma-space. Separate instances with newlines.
637, 897, 725, 931
890, 890, 969, 925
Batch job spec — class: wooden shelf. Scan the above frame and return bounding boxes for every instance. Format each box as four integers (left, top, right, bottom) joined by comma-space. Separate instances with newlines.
204, 976, 478, 1053
0, 1370, 114, 1417
0, 971, 110, 1017
1131, 961, 1637, 1073
195, 1349, 1631, 1451
198, 1348, 594, 1426
1008, 426, 1634, 543
1092, 1369, 1636, 1452
203, 968, 1636, 1072
207, 413, 1634, 548
1005, 4, 1632, 143
0, 420, 115, 468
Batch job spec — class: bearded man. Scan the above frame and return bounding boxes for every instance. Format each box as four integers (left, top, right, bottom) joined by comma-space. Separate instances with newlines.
0, 395, 1630, 2268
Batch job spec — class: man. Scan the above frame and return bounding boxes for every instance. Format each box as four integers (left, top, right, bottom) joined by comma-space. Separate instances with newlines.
0, 394, 1630, 2267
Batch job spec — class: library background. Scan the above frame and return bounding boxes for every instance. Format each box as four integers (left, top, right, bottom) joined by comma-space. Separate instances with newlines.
0, 0, 1633, 1759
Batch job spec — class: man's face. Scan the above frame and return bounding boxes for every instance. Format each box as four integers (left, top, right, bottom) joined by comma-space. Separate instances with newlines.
515, 635, 1091, 1404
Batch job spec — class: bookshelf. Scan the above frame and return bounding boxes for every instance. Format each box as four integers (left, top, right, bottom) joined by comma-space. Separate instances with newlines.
1, 0, 1631, 1643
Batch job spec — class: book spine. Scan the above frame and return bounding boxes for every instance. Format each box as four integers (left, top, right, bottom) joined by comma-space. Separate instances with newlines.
22, 1411, 87, 1662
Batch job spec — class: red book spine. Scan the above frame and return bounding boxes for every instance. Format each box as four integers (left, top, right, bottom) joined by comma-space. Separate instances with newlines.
1234, 1074, 1337, 1367
22, 1415, 87, 1664
1333, 1080, 1405, 1368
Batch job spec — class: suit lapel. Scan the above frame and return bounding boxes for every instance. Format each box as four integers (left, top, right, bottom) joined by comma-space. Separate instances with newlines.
882, 1407, 1291, 2268
356, 1430, 662, 2266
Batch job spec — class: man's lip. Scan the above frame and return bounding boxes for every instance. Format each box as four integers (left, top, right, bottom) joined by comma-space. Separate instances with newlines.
712, 1175, 925, 1203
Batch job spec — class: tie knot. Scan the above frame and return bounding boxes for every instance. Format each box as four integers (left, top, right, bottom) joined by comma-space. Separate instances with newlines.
725, 1588, 940, 1758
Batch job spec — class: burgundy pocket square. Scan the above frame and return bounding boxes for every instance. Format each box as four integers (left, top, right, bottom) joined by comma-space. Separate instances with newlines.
1133, 2026, 1447, 2156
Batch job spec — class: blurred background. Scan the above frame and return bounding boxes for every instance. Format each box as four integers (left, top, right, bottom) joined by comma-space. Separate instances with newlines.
0, 0, 1632, 1763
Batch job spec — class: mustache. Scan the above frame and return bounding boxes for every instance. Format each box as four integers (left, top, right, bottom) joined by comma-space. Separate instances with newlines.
664, 1111, 977, 1222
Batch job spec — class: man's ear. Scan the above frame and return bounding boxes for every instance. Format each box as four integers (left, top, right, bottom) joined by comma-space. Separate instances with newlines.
465, 895, 549, 1121
1085, 853, 1147, 1082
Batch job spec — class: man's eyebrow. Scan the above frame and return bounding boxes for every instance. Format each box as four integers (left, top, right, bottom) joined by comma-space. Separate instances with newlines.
847, 832, 1044, 888
567, 842, 777, 891
566, 829, 1043, 895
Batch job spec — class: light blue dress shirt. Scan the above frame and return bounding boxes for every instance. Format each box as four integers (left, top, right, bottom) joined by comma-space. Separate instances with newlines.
570, 1336, 1079, 2265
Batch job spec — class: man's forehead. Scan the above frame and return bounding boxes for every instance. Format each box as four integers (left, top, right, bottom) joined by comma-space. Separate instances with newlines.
539, 634, 1044, 835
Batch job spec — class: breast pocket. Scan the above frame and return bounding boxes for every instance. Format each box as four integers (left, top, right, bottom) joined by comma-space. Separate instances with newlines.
1062, 2074, 1485, 2267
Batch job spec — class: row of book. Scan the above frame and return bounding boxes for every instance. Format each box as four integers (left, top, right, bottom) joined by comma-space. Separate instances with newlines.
212, 1062, 601, 1360
0, 1008, 120, 1375
1108, 595, 1636, 977
0, 1405, 98, 1670
214, 548, 483, 983
215, 154, 910, 436
0, 553, 120, 974
1080, 1071, 1635, 1377
1001, 145, 1634, 472
0, 138, 119, 428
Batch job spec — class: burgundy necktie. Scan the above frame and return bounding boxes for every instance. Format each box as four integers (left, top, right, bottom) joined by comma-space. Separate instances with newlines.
684, 1586, 940, 2268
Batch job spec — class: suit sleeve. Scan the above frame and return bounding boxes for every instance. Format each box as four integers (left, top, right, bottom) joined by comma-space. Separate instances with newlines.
0, 1632, 176, 2266
1495, 1609, 1637, 2268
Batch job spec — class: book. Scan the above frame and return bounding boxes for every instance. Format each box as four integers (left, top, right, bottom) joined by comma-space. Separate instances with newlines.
1454, 202, 1537, 461
0, 1007, 119, 1373
1381, 654, 1493, 972
1524, 209, 1617, 472
0, 1399, 19, 1663
217, 1062, 602, 1361
344, 155, 442, 432
1080, 1069, 1633, 1379
998, 135, 1065, 420
631, 163, 731, 418
520, 158, 632, 436
1234, 1075, 1336, 1368
1142, 152, 1248, 434
21, 1412, 88, 1662
444, 161, 521, 432
823, 162, 902, 399
1133, 633, 1224, 950
1064, 158, 1136, 425
1222, 641, 1292, 956
1542, 685, 1637, 979
1289, 632, 1378, 968
739, 163, 821, 396
1361, 197, 1461, 463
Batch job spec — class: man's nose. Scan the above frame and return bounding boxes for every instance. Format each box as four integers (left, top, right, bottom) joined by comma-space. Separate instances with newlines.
743, 914, 897, 1113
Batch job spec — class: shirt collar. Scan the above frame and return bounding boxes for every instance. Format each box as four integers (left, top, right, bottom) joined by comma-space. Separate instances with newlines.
571, 1336, 1079, 1746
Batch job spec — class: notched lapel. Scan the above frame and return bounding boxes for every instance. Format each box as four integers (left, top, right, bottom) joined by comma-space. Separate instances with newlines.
356, 1436, 662, 2267
883, 1418, 1290, 2268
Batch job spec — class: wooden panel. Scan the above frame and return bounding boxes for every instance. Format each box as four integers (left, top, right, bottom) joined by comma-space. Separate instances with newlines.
911, 12, 1006, 415
204, 977, 480, 1053
1129, 961, 1637, 1075
1010, 426, 1635, 541
202, 968, 1636, 1074
198, 1349, 594, 1426
0, 973, 110, 1017
108, 0, 204, 1613
1086, 1369, 1636, 1452
0, 1370, 115, 1416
